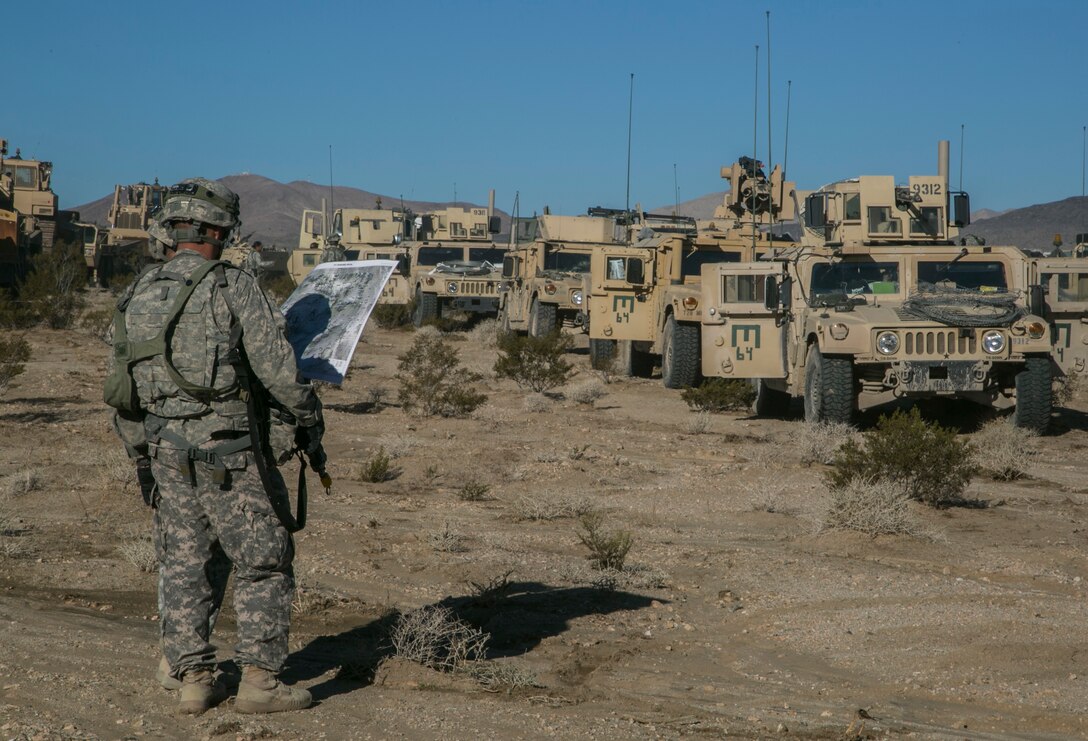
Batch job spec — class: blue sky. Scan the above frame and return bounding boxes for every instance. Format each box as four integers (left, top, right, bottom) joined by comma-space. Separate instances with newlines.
7, 0, 1087, 215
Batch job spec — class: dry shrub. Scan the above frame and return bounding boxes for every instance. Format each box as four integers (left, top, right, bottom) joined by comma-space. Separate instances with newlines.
358, 447, 399, 483
462, 661, 541, 692
826, 408, 976, 507
467, 319, 502, 349
366, 386, 389, 409
577, 511, 632, 571
78, 307, 113, 341
456, 479, 491, 502
1055, 371, 1083, 406
565, 378, 607, 407
972, 419, 1038, 480
397, 334, 487, 417
372, 302, 414, 329
376, 434, 413, 459
118, 537, 157, 573
389, 605, 488, 671
5, 470, 41, 498
429, 523, 467, 553
18, 242, 87, 329
0, 498, 30, 558
292, 578, 361, 616
748, 479, 793, 514
510, 493, 593, 522
494, 331, 573, 392
680, 378, 755, 413
0, 334, 31, 396
559, 560, 669, 591
98, 448, 137, 497
798, 421, 856, 466
685, 411, 711, 435
522, 393, 552, 413
818, 479, 929, 537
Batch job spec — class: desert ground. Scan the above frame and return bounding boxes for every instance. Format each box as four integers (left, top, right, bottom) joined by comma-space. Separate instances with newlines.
1, 292, 1087, 740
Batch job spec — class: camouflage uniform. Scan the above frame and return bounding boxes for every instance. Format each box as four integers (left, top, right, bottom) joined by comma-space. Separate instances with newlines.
113, 248, 320, 675
244, 248, 266, 278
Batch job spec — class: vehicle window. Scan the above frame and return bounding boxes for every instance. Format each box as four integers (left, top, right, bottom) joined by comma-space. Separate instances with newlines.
723, 274, 765, 303
868, 206, 901, 234
514, 218, 538, 243
304, 213, 324, 236
843, 193, 861, 221
416, 246, 465, 266
469, 223, 487, 238
4, 165, 37, 188
909, 207, 942, 236
810, 260, 900, 300
303, 254, 317, 266
607, 256, 626, 280
543, 247, 590, 273
450, 222, 466, 237
681, 249, 741, 278
468, 248, 505, 264
1051, 273, 1088, 301
917, 260, 1007, 291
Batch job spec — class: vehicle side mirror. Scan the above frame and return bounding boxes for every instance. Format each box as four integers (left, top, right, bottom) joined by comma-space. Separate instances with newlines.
502, 255, 516, 278
626, 258, 645, 285
780, 276, 792, 307
804, 194, 826, 228
953, 193, 971, 227
489, 216, 502, 234
1029, 284, 1045, 316
763, 275, 780, 310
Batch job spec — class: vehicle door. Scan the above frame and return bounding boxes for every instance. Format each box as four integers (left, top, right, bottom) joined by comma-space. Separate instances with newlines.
1034, 258, 1088, 375
588, 247, 654, 342
700, 262, 788, 379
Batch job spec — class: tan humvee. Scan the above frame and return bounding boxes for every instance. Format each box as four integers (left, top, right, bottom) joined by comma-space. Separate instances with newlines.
410, 192, 504, 326
288, 203, 414, 288
585, 159, 797, 384
700, 142, 1055, 431
499, 210, 628, 337
1030, 255, 1088, 379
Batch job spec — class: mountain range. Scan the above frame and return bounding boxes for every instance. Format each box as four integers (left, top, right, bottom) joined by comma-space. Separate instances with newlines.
73, 175, 1087, 252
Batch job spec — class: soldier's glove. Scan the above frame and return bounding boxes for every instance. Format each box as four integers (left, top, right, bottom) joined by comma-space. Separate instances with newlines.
295, 423, 325, 458
135, 457, 156, 506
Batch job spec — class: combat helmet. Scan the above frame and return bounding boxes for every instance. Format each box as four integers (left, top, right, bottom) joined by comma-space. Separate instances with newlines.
157, 177, 241, 248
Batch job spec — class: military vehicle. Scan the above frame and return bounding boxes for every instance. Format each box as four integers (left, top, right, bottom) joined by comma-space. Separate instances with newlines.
499, 209, 629, 337
0, 141, 76, 250
1030, 255, 1088, 380
221, 239, 290, 279
700, 142, 1055, 431
93, 182, 169, 286
0, 200, 34, 289
75, 221, 103, 281
289, 202, 415, 288
585, 159, 797, 385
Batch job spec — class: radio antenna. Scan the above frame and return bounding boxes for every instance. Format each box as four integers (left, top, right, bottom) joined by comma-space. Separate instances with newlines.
673, 163, 679, 216
625, 72, 634, 215
783, 80, 792, 176
752, 44, 759, 250
766, 11, 773, 230
327, 145, 335, 230
1082, 125, 1086, 197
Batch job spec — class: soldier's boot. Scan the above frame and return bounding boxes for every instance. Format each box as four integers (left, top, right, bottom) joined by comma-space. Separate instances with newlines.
178, 669, 227, 715
235, 666, 312, 714
156, 656, 182, 691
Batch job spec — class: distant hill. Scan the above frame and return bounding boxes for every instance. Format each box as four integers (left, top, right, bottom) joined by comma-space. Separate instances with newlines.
73, 174, 512, 249
971, 208, 1009, 222
961, 196, 1088, 252
651, 191, 727, 220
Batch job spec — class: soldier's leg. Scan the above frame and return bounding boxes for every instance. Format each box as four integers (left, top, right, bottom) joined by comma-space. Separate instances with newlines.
151, 449, 220, 675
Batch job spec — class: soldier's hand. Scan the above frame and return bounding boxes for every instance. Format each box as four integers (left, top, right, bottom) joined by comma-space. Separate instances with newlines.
295, 423, 324, 457
135, 457, 156, 506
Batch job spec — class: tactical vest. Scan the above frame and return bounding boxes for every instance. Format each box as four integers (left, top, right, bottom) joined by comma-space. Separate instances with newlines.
104, 257, 246, 421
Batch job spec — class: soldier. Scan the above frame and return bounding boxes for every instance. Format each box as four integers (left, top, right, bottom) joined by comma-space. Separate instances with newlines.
108, 178, 324, 714
244, 240, 266, 278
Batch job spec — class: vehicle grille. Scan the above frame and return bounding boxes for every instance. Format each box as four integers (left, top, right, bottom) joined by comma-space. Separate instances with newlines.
458, 280, 497, 295
901, 329, 977, 356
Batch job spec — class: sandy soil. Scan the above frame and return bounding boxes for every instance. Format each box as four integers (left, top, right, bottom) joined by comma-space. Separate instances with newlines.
1, 294, 1087, 740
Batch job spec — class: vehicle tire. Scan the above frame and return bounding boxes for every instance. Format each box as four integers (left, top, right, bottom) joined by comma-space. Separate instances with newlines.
413, 287, 439, 328
752, 378, 791, 417
661, 315, 700, 389
616, 340, 654, 378
803, 347, 854, 424
589, 338, 616, 370
528, 297, 557, 337
1012, 356, 1052, 433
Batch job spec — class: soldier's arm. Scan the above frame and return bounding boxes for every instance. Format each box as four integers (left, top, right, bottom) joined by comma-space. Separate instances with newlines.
225, 270, 321, 426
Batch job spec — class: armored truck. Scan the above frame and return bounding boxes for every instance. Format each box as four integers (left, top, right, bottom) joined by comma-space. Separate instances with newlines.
585, 159, 797, 384
0, 142, 77, 251
700, 142, 1054, 431
289, 203, 415, 288
499, 210, 629, 337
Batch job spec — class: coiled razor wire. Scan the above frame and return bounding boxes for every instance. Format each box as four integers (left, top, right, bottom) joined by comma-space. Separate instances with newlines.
431, 260, 495, 276
903, 282, 1024, 327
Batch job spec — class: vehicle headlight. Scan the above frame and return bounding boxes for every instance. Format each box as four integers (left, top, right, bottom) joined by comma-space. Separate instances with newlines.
571, 289, 583, 306
829, 322, 849, 340
876, 331, 899, 355
982, 330, 1005, 354
446, 282, 458, 294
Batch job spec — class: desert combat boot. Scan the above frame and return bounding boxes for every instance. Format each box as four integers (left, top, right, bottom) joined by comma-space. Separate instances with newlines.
235, 666, 312, 713
178, 669, 227, 715
156, 656, 182, 691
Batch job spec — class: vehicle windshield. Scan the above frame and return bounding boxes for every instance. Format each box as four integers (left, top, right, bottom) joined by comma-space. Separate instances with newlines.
681, 249, 742, 279
543, 248, 590, 273
917, 260, 1007, 291
809, 260, 900, 304
416, 246, 465, 266
468, 248, 505, 264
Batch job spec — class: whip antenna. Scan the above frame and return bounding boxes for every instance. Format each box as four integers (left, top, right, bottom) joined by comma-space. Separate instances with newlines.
783, 80, 792, 176
752, 45, 759, 250
766, 11, 773, 229
625, 73, 634, 216
959, 124, 965, 192
327, 145, 335, 232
